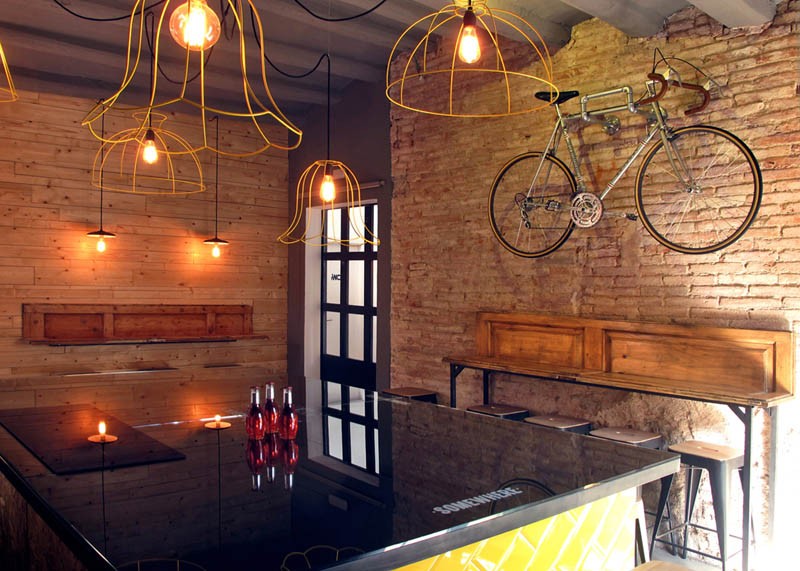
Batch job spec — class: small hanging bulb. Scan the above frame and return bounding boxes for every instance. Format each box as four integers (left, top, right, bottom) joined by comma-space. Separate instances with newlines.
211, 244, 221, 258
320, 174, 335, 202
96, 237, 106, 253
169, 0, 221, 51
142, 129, 158, 164
458, 8, 481, 64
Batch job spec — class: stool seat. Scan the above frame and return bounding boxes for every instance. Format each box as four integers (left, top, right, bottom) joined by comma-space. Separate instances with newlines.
467, 403, 529, 421
590, 427, 663, 449
525, 415, 591, 434
382, 386, 438, 403
668, 440, 743, 465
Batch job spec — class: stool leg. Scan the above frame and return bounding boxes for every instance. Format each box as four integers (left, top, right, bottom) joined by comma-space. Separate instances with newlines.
709, 464, 733, 571
650, 474, 673, 557
682, 467, 702, 559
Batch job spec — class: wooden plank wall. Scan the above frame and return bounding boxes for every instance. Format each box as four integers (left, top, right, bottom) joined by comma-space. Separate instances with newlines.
0, 89, 290, 416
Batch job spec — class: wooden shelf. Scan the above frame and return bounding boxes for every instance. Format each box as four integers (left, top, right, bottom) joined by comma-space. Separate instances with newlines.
22, 304, 256, 346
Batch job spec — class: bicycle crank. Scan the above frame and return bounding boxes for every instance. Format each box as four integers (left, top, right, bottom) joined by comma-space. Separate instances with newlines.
570, 192, 604, 228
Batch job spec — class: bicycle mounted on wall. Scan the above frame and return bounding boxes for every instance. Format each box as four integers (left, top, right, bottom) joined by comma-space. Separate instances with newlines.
488, 58, 762, 258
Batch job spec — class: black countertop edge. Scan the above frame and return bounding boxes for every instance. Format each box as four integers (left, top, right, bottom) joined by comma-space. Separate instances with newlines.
0, 451, 115, 571
325, 454, 681, 570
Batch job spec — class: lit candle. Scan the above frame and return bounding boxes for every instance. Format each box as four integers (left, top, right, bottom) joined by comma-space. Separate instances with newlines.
204, 414, 231, 430
88, 420, 118, 443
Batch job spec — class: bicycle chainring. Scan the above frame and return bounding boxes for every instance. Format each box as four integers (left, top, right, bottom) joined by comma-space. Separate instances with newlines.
570, 192, 604, 228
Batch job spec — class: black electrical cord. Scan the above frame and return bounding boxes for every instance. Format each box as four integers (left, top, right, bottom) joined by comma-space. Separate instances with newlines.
144, 9, 210, 86
290, 0, 389, 22
51, 0, 167, 22
249, 5, 327, 79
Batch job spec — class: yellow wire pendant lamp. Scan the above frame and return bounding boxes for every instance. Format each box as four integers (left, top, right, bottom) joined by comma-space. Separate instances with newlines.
278, 56, 378, 248
278, 160, 379, 247
386, 0, 558, 117
82, 0, 302, 158
0, 39, 18, 102
92, 112, 205, 195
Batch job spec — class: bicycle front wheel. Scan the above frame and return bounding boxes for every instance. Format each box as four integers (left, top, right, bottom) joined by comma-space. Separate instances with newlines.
635, 125, 762, 254
489, 152, 577, 258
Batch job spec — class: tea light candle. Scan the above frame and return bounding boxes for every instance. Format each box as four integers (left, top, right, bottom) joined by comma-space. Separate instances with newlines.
88, 420, 118, 443
204, 414, 231, 430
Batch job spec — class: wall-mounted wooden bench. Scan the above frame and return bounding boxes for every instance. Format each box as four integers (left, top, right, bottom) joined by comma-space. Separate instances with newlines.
444, 312, 794, 571
22, 303, 256, 346
444, 312, 794, 409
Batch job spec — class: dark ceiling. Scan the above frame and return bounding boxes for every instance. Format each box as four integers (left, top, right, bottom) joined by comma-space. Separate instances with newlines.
0, 1, 777, 120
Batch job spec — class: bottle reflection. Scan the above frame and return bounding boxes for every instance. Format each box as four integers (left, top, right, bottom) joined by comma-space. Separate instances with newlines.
281, 438, 299, 491
264, 432, 281, 484
245, 438, 265, 491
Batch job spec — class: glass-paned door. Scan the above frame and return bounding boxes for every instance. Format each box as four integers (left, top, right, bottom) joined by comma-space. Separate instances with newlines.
321, 205, 378, 390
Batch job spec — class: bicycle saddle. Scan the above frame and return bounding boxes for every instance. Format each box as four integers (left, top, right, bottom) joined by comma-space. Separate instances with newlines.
535, 90, 580, 105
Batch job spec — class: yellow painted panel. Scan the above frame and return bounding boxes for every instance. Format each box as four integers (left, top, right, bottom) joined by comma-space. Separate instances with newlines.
398, 489, 639, 571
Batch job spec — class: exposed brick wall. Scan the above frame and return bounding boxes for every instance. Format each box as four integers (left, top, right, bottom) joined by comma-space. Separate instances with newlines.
390, 1, 800, 557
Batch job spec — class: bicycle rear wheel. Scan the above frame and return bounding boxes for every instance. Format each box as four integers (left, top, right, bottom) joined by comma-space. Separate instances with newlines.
635, 125, 761, 254
488, 152, 577, 258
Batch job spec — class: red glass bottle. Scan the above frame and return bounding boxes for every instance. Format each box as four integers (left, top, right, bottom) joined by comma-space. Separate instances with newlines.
278, 386, 298, 440
281, 438, 299, 490
245, 386, 266, 439
263, 432, 281, 484
263, 382, 279, 434
245, 438, 265, 491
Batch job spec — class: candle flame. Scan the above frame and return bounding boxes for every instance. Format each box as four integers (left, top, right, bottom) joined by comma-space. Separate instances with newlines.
98, 421, 106, 435
214, 414, 221, 423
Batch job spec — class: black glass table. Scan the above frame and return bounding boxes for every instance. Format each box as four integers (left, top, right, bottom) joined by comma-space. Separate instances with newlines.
0, 379, 678, 570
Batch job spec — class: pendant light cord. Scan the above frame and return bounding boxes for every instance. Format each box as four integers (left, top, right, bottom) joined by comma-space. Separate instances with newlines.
99, 104, 105, 230
210, 115, 220, 236
326, 53, 331, 163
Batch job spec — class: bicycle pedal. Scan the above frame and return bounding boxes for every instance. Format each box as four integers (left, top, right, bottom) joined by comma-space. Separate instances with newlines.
625, 213, 638, 221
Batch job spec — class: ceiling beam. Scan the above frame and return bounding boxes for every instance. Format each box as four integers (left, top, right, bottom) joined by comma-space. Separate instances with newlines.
556, 0, 688, 37
688, 0, 776, 27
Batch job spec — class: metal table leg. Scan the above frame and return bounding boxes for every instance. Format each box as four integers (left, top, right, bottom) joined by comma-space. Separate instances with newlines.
729, 405, 753, 570
450, 364, 465, 408
482, 370, 491, 405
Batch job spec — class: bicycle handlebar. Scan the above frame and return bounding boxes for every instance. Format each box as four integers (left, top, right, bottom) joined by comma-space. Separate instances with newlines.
639, 72, 711, 115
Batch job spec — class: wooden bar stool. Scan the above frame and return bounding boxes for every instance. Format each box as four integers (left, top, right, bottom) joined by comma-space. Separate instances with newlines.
466, 403, 529, 421
656, 440, 745, 571
382, 386, 438, 404
524, 414, 592, 434
590, 427, 663, 449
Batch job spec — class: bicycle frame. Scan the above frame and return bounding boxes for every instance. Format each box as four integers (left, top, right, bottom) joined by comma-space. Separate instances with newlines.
539, 80, 681, 203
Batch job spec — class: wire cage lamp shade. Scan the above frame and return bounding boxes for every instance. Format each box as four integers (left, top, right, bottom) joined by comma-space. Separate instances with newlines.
0, 39, 18, 103
386, 1, 558, 117
92, 112, 205, 195
278, 160, 379, 247
82, 0, 302, 158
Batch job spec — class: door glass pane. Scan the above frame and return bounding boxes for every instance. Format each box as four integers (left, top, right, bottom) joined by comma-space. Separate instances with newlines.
327, 416, 343, 460
326, 382, 341, 410
348, 260, 365, 306
374, 428, 380, 474
371, 206, 378, 251
348, 315, 364, 360
372, 316, 377, 364
348, 206, 365, 252
325, 312, 340, 356
325, 208, 341, 253
349, 387, 365, 416
326, 260, 341, 304
350, 423, 366, 469
372, 260, 377, 307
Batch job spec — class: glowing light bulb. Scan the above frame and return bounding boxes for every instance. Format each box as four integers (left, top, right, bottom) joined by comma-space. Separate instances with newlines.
96, 237, 106, 253
458, 9, 481, 64
98, 421, 106, 436
169, 0, 221, 51
320, 174, 335, 202
211, 244, 221, 258
142, 129, 158, 164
